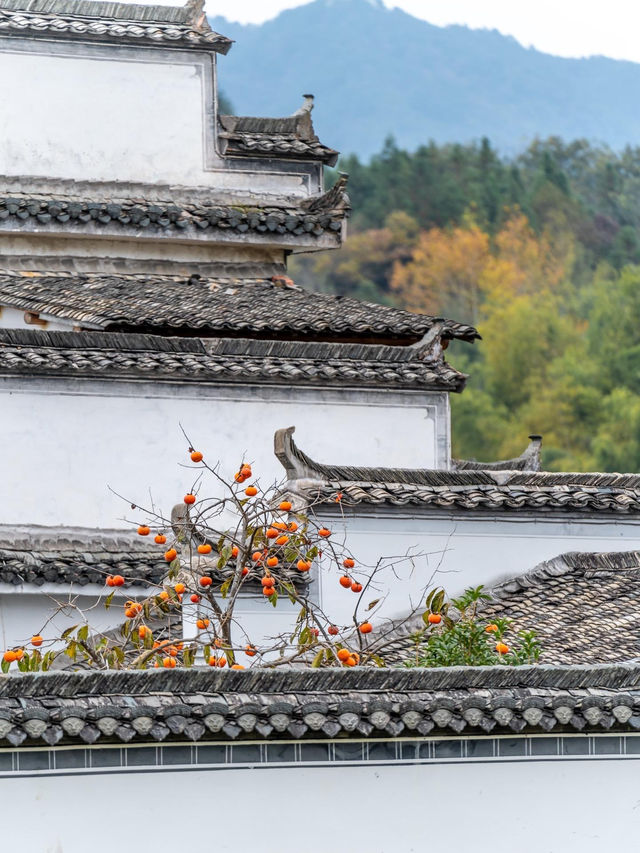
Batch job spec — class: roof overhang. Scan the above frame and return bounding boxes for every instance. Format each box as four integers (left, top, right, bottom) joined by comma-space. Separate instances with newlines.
0, 0, 233, 53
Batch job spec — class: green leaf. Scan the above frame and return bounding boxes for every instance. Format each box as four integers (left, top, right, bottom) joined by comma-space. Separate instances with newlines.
220, 578, 232, 599
1, 659, 9, 674
61, 624, 79, 640
77, 624, 89, 642
311, 649, 325, 668
104, 591, 115, 610
431, 589, 446, 613
299, 626, 310, 647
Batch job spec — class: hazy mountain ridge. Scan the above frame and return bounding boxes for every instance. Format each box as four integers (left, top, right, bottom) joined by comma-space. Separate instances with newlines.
210, 0, 640, 159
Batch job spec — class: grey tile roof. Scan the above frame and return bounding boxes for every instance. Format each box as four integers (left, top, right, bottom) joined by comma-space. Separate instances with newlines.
0, 189, 348, 240
0, 329, 468, 391
0, 273, 478, 342
0, 529, 167, 586
0, 526, 310, 588
0, 0, 232, 52
276, 428, 640, 515
479, 551, 640, 665
0, 665, 639, 746
387, 550, 640, 667
219, 114, 339, 166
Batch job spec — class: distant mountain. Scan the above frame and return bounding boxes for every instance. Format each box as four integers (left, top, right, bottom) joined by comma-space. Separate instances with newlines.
210, 0, 640, 160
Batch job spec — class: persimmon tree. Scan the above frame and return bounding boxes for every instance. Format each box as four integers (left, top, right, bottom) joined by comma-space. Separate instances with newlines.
1, 442, 541, 672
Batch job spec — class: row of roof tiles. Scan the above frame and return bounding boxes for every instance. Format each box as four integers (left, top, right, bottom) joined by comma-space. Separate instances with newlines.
0, 0, 233, 52
0, 273, 476, 341
218, 112, 340, 167
0, 329, 468, 391
0, 191, 349, 239
277, 427, 640, 514
0, 666, 638, 746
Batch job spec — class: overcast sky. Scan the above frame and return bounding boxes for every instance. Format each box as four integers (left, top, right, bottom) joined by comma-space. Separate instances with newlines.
169, 0, 640, 63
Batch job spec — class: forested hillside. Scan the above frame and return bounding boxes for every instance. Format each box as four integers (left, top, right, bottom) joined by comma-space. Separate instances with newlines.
291, 137, 640, 471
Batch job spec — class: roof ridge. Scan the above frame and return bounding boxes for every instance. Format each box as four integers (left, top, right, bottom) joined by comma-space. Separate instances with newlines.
0, 0, 232, 51
2, 662, 640, 697
0, 0, 195, 24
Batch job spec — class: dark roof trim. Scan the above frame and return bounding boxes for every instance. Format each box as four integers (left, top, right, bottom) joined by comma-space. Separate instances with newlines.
5, 662, 640, 697
0, 664, 639, 746
0, 329, 468, 391
0, 0, 232, 52
0, 190, 348, 240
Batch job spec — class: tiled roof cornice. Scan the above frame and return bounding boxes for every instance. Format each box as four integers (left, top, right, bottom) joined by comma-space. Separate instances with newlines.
0, 528, 166, 586
0, 192, 347, 239
0, 0, 232, 52
0, 525, 308, 588
276, 429, 640, 514
218, 114, 339, 166
0, 329, 468, 391
0, 664, 639, 746
313, 481, 640, 514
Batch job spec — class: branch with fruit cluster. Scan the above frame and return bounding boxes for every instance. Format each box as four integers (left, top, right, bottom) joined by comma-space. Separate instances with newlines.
1, 440, 541, 672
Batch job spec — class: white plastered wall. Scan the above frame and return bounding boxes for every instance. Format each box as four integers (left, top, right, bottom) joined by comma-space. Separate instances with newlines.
314, 508, 640, 627
1, 757, 639, 852
0, 376, 449, 529
0, 39, 318, 197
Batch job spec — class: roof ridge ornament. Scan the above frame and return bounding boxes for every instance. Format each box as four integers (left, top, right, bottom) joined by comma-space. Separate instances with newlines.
453, 435, 543, 473
291, 94, 315, 116
183, 0, 206, 29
